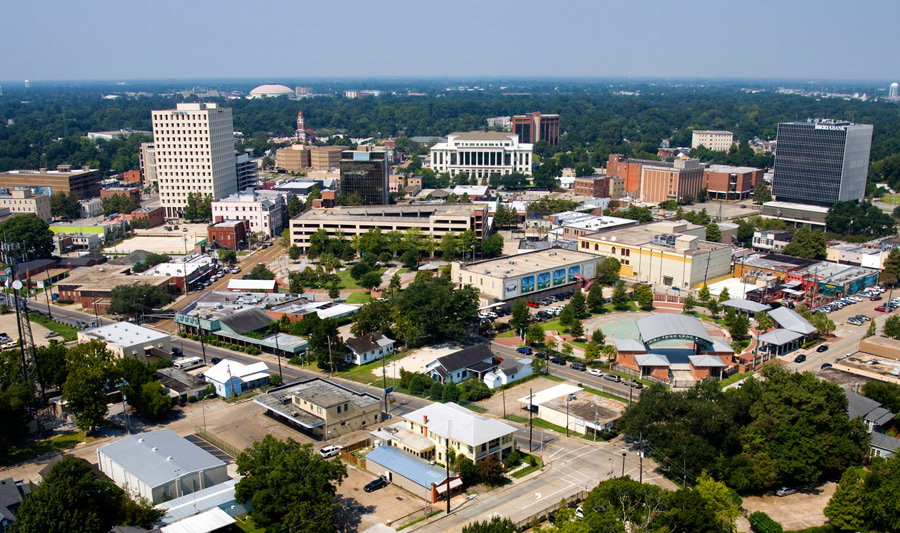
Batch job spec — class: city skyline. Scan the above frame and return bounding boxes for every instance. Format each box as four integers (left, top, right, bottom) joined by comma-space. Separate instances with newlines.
3, 0, 899, 82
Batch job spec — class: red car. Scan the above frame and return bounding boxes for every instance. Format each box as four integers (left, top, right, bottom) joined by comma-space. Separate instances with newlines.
875, 305, 888, 312
526, 300, 539, 308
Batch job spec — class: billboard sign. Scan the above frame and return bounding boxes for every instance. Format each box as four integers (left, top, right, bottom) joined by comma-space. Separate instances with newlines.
504, 280, 518, 299
521, 275, 535, 294
553, 269, 566, 286
537, 272, 551, 290
568, 266, 581, 282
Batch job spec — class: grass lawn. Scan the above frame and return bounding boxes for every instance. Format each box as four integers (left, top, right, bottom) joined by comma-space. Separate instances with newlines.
731, 338, 751, 352
28, 312, 79, 341
461, 402, 487, 413
336, 352, 409, 387
602, 302, 639, 313
337, 268, 386, 290
719, 371, 752, 388
5, 431, 95, 465
581, 385, 630, 402
879, 195, 900, 205
234, 515, 265, 533
344, 292, 372, 304
510, 452, 542, 479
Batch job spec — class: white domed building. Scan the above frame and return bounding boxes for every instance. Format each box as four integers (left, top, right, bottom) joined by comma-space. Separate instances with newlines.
248, 84, 294, 98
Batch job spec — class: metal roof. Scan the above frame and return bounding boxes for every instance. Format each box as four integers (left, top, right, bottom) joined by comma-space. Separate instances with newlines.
160, 507, 235, 533
768, 307, 817, 335
636, 314, 713, 346
710, 340, 735, 354
97, 429, 225, 490
688, 355, 727, 368
155, 477, 241, 524
615, 339, 648, 352
226, 279, 277, 291
634, 353, 670, 367
81, 321, 171, 348
366, 446, 453, 490
404, 403, 516, 448
720, 299, 772, 313
757, 328, 805, 345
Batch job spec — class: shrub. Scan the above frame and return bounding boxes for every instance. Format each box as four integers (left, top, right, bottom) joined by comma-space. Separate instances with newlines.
269, 375, 282, 387
55, 298, 74, 305
188, 396, 198, 403
505, 450, 521, 467
749, 511, 783, 533
288, 356, 302, 365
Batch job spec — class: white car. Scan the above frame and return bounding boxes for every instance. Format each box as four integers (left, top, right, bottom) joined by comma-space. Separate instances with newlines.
588, 368, 603, 377
319, 445, 343, 458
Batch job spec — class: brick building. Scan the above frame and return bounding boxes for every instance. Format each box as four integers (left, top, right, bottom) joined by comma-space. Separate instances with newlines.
703, 165, 764, 200
121, 170, 142, 186
125, 206, 165, 228
101, 187, 141, 201
573, 175, 609, 198
208, 220, 250, 250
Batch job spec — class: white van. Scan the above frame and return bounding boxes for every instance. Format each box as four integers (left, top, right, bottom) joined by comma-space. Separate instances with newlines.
173, 356, 204, 371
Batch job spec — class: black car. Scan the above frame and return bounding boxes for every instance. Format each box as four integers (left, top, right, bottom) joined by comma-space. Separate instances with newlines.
630, 380, 643, 389
571, 362, 586, 371
364, 477, 388, 492
172, 347, 183, 356
821, 363, 833, 369
816, 345, 829, 353
536, 311, 552, 319
535, 352, 549, 360
211, 357, 222, 365
794, 354, 806, 363
550, 357, 567, 366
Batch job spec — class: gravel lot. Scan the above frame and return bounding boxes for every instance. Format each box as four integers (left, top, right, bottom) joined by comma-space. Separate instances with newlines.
737, 482, 836, 532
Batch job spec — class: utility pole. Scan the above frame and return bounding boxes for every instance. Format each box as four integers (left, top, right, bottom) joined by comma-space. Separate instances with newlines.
446, 420, 451, 515
198, 326, 208, 364
502, 387, 506, 419
565, 396, 570, 437
381, 350, 389, 413
44, 270, 52, 319
528, 387, 533, 452
327, 335, 334, 378
621, 451, 627, 477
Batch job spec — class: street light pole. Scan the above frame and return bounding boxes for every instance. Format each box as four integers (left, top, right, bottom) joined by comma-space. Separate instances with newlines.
565, 396, 570, 437
621, 450, 627, 477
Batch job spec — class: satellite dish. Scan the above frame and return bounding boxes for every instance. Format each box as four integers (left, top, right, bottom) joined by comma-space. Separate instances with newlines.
12, 280, 22, 290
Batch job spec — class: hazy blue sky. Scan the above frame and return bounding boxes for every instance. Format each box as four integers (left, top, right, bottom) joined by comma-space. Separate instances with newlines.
4, 0, 899, 82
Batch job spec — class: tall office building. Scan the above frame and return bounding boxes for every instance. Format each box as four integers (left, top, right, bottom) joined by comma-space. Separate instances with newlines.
139, 142, 157, 188
772, 119, 873, 206
151, 103, 238, 218
339, 150, 390, 205
512, 112, 560, 146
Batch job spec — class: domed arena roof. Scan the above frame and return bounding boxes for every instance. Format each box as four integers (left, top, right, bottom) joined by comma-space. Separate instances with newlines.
249, 84, 293, 97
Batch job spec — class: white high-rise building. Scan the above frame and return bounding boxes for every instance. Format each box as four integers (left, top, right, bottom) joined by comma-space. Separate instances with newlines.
139, 142, 157, 188
889, 82, 899, 100
151, 103, 238, 218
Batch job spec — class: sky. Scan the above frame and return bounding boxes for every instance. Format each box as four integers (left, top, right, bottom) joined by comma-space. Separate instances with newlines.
3, 0, 900, 82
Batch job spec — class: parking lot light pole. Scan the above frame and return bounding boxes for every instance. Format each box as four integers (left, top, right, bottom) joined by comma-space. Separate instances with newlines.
621, 450, 627, 477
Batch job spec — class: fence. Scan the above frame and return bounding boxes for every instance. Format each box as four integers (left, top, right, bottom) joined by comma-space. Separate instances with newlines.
194, 426, 243, 460
653, 293, 686, 303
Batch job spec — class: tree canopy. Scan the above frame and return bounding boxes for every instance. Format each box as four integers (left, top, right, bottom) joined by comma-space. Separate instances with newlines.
0, 216, 53, 260
782, 224, 826, 259
108, 283, 173, 317
826, 201, 896, 238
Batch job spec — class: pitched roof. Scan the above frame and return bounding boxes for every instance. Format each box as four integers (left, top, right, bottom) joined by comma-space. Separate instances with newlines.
218, 308, 273, 334
97, 429, 225, 489
615, 338, 648, 352
721, 299, 772, 313
346, 332, 394, 354
366, 446, 453, 489
433, 344, 494, 374
634, 353, 670, 367
689, 355, 728, 368
845, 390, 884, 420
758, 328, 805, 345
870, 432, 900, 453
204, 360, 269, 384
404, 402, 516, 447
155, 477, 241, 524
769, 307, 817, 335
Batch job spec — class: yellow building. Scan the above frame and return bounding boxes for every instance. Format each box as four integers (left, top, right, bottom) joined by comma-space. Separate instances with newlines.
577, 221, 733, 289
254, 378, 382, 440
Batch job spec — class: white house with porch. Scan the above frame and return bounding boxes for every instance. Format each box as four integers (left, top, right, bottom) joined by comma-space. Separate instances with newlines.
344, 332, 395, 365
203, 359, 270, 398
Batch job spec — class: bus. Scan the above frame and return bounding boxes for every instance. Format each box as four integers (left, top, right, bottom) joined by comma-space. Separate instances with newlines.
173, 356, 204, 371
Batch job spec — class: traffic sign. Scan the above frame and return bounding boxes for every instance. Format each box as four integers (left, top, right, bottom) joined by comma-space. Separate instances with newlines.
385, 387, 393, 394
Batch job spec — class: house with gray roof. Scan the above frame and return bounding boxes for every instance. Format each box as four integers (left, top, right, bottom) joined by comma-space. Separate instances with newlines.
365, 446, 461, 503
845, 389, 899, 459
425, 344, 495, 384
0, 478, 29, 532
756, 306, 817, 357
483, 358, 533, 389
97, 429, 229, 503
344, 332, 395, 365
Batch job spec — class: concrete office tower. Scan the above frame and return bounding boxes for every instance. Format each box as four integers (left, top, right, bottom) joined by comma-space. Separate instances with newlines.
691, 130, 734, 151
151, 103, 238, 218
139, 142, 157, 188
512, 112, 560, 146
890, 82, 899, 99
772, 119, 873, 207
339, 150, 390, 205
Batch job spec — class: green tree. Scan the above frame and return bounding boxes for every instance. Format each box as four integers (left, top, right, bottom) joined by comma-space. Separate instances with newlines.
61, 340, 116, 435
707, 298, 720, 317
865, 319, 877, 338
729, 314, 750, 341
753, 181, 772, 204
783, 225, 826, 259
493, 204, 518, 228
134, 381, 172, 419
289, 273, 304, 294
570, 288, 587, 316
288, 244, 301, 260
755, 312, 773, 333
358, 270, 383, 290
350, 299, 394, 337
635, 285, 653, 311
587, 280, 605, 310
530, 357, 547, 375
461, 516, 517, 533
683, 293, 696, 313
429, 381, 444, 400
695, 471, 741, 532
526, 324, 545, 346
611, 282, 629, 310
217, 248, 237, 263
108, 284, 173, 317
327, 279, 340, 300
235, 435, 347, 532
509, 299, 531, 336
400, 249, 419, 269
248, 264, 276, 280
35, 342, 69, 391
49, 192, 81, 219
440, 232, 458, 259
698, 284, 711, 303
477, 455, 506, 486
824, 467, 867, 531
569, 320, 584, 339
718, 287, 730, 303
705, 222, 722, 242
881, 247, 900, 290
442, 381, 460, 403
584, 340, 602, 362
0, 216, 54, 259
393, 275, 479, 344
861, 380, 900, 414
287, 194, 303, 217
591, 328, 605, 345
9, 455, 161, 533
595, 257, 622, 286
482, 233, 504, 258
558, 305, 576, 330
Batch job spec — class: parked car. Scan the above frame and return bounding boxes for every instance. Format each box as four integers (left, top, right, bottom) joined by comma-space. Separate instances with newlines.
588, 368, 604, 377
210, 357, 222, 365
172, 347, 183, 356
319, 445, 343, 458
364, 477, 388, 492
816, 345, 829, 353
875, 305, 888, 312
571, 362, 586, 371
776, 487, 798, 497
630, 380, 643, 389
603, 374, 621, 383
550, 357, 567, 366
44, 331, 58, 338
820, 363, 833, 369
858, 314, 871, 321
182, 227, 188, 232
535, 352, 548, 360
526, 300, 539, 308
517, 347, 533, 355
794, 354, 806, 363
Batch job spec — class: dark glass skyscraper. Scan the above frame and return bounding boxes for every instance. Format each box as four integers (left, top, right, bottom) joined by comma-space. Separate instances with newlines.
772, 120, 873, 206
339, 150, 390, 205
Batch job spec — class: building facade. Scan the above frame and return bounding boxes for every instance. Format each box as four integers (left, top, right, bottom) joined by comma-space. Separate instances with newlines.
0, 189, 51, 222
124, 206, 165, 228
703, 165, 764, 200
339, 150, 390, 205
606, 155, 649, 195
429, 132, 533, 178
573, 175, 610, 198
276, 145, 345, 173
639, 158, 704, 203
78, 322, 172, 362
139, 142, 157, 188
208, 220, 250, 250
290, 204, 488, 251
235, 151, 259, 191
752, 230, 794, 253
772, 120, 873, 206
211, 188, 285, 238
691, 130, 734, 151
512, 112, 560, 146
0, 166, 101, 199
151, 103, 238, 218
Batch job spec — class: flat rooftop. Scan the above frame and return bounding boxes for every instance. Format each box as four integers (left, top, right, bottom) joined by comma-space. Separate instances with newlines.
59, 265, 170, 292
741, 253, 816, 271
81, 321, 171, 347
290, 378, 381, 409
448, 131, 518, 141
580, 222, 731, 256
297, 204, 482, 220
457, 248, 599, 278
706, 164, 762, 174
541, 390, 626, 423
0, 168, 98, 177
181, 291, 308, 322
762, 201, 830, 214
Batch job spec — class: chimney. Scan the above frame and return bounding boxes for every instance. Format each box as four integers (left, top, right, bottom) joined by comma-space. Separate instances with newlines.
423, 415, 428, 438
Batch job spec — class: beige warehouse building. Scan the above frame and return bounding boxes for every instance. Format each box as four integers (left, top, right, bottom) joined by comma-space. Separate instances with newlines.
451, 248, 604, 305
276, 145, 345, 173
577, 221, 733, 289
0, 189, 51, 222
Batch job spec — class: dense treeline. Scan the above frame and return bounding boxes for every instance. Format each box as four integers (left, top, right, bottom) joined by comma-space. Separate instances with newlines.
3, 83, 900, 178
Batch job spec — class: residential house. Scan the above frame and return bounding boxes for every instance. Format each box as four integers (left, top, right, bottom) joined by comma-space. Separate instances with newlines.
365, 446, 461, 503
203, 359, 270, 398
845, 389, 899, 458
483, 358, 533, 389
425, 344, 495, 384
345, 333, 395, 365
0, 478, 30, 532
